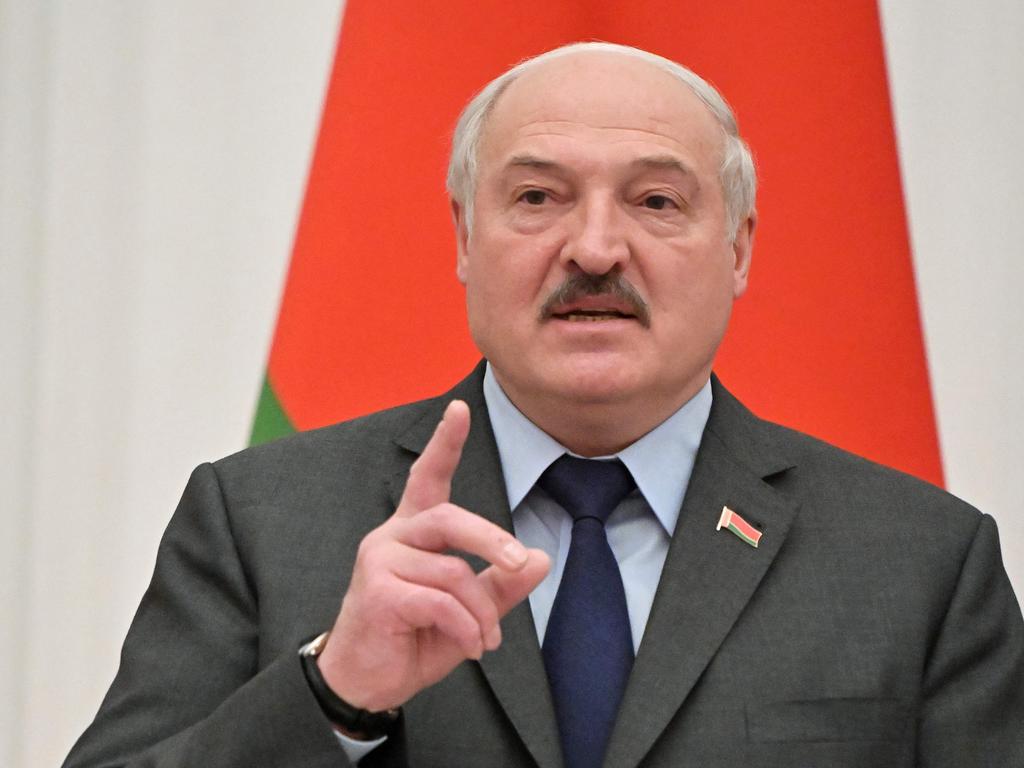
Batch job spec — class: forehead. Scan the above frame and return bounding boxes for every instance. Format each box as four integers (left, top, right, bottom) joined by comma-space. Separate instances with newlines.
479, 52, 724, 172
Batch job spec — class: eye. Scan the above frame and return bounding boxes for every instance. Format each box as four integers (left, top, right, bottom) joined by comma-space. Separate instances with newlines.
518, 189, 549, 205
642, 194, 677, 211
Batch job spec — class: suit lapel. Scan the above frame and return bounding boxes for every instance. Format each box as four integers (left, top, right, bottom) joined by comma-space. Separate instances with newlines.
392, 364, 563, 768
605, 380, 800, 768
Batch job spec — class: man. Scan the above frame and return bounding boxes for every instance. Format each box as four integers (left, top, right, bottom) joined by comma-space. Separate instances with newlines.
65, 42, 1023, 768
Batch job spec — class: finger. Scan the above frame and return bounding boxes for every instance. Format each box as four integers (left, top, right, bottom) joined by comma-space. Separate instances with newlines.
395, 502, 530, 572
390, 548, 502, 650
394, 583, 486, 660
480, 548, 552, 620
396, 400, 470, 517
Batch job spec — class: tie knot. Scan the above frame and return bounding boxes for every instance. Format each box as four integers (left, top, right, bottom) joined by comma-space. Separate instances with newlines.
538, 455, 636, 525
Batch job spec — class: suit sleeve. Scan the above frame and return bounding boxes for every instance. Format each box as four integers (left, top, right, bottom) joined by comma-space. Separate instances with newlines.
917, 513, 1024, 766
61, 463, 406, 768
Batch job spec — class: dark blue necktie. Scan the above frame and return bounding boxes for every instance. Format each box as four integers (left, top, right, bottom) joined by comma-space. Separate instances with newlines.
539, 455, 637, 768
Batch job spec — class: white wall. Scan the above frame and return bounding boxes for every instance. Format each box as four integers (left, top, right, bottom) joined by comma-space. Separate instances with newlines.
0, 2, 344, 764
1, 2, 1020, 766
879, 0, 1024, 597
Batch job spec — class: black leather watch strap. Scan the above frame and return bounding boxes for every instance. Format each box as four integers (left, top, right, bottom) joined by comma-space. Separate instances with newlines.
298, 632, 401, 739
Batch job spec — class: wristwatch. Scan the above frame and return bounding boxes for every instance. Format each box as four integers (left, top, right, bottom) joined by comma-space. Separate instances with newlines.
298, 631, 401, 739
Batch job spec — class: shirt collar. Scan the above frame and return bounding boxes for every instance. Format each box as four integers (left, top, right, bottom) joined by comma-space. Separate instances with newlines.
483, 363, 712, 536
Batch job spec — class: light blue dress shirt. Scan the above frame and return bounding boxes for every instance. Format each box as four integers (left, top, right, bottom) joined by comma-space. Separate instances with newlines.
483, 364, 712, 653
339, 366, 711, 761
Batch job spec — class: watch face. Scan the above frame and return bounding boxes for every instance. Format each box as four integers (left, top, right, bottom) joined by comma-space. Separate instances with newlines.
299, 631, 330, 657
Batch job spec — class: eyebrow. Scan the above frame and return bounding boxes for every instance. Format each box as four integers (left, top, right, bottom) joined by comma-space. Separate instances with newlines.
629, 155, 696, 177
505, 154, 562, 172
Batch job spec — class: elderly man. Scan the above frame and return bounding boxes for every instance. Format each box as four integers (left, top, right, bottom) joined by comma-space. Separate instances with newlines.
65, 43, 1023, 768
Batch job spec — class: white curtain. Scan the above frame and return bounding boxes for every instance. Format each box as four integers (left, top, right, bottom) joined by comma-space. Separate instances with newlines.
1, 2, 1021, 765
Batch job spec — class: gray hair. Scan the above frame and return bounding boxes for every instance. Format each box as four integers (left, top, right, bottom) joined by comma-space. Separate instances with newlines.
446, 41, 757, 240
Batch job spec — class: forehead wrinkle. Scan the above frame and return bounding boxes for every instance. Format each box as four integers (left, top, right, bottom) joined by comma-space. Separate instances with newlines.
504, 152, 697, 179
512, 119, 698, 143
483, 106, 724, 185
495, 121, 722, 173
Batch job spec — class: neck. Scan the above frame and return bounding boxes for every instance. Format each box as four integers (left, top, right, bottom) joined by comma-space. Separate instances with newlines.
492, 369, 709, 457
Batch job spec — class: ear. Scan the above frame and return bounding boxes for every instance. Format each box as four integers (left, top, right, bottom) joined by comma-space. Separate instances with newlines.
731, 210, 756, 299
451, 199, 470, 285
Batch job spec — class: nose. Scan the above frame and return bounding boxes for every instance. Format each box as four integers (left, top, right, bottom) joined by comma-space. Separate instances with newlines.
559, 195, 631, 275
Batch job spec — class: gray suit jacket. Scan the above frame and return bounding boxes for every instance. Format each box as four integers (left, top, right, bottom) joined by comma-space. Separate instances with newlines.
65, 365, 1024, 767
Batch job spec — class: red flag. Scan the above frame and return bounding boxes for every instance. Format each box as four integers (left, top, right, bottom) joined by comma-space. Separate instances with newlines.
717, 506, 764, 549
253, 0, 944, 489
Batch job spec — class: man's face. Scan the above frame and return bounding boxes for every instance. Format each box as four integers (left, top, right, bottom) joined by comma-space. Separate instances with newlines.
455, 52, 753, 423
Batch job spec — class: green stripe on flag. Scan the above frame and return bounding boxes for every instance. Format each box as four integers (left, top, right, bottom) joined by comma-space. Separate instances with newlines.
250, 374, 296, 446
727, 522, 760, 548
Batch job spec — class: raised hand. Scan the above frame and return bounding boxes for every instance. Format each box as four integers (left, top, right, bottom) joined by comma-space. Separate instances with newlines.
317, 400, 550, 715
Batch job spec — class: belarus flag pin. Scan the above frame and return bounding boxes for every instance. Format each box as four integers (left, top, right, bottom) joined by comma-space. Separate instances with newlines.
716, 506, 763, 548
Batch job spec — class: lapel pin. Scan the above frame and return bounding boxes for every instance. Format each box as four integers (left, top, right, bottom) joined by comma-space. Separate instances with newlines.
716, 506, 763, 548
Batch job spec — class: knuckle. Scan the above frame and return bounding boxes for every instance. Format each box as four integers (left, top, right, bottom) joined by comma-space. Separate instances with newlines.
427, 590, 455, 613
395, 588, 419, 613
354, 535, 383, 569
429, 503, 456, 524
353, 536, 403, 587
395, 586, 435, 623
418, 504, 453, 533
438, 555, 473, 583
353, 540, 374, 571
407, 455, 430, 480
478, 597, 499, 625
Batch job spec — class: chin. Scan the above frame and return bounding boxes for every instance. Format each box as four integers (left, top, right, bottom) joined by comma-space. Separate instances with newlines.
487, 346, 652, 407
542, 362, 643, 405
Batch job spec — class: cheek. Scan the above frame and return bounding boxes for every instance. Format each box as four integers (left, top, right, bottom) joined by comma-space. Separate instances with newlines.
645, 250, 737, 319
463, 256, 532, 339
465, 235, 558, 305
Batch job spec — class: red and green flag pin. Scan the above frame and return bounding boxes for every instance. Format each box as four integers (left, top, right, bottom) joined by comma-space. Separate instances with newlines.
716, 506, 763, 548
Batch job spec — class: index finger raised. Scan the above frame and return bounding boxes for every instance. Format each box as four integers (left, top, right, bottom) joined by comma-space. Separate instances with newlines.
396, 400, 470, 517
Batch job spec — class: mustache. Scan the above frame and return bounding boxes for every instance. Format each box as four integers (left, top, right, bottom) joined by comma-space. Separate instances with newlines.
539, 272, 651, 328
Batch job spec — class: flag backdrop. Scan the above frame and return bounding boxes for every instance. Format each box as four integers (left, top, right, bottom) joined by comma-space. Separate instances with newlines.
252, 0, 943, 487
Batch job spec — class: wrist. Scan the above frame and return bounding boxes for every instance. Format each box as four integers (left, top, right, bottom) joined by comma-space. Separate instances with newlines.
298, 631, 401, 740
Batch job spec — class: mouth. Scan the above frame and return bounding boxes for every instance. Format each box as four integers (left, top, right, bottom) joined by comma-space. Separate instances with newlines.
551, 307, 636, 322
